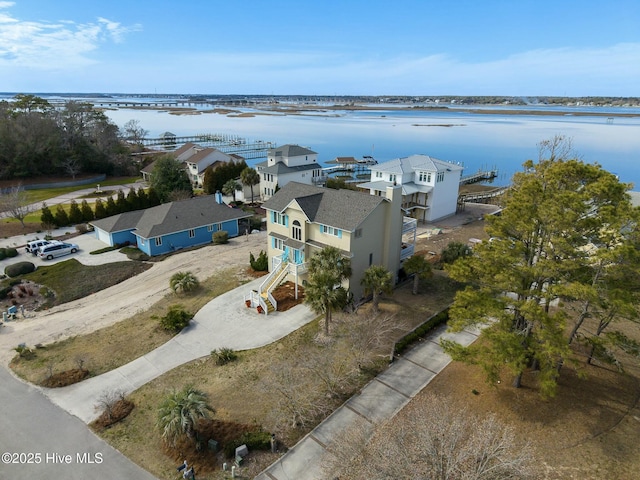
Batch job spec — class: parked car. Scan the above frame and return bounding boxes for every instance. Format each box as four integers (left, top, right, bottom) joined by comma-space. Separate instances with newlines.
25, 239, 60, 255
37, 242, 80, 260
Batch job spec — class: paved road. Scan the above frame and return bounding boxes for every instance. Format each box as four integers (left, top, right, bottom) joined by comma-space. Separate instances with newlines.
0, 367, 158, 480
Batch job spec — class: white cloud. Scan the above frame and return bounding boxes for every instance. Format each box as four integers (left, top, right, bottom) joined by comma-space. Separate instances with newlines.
0, 4, 141, 69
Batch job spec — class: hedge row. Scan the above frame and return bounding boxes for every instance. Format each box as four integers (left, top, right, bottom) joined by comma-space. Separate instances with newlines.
393, 308, 450, 357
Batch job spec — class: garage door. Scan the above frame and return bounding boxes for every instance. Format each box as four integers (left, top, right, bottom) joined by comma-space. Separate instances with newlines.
96, 228, 112, 246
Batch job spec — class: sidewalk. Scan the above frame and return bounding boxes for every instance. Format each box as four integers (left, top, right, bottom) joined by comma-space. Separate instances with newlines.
255, 323, 480, 480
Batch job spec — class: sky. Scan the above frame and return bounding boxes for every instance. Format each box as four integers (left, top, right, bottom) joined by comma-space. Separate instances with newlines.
1, 0, 639, 96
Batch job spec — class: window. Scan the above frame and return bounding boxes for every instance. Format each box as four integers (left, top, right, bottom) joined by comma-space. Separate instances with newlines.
189, 229, 195, 238
419, 171, 431, 182
389, 174, 396, 182
155, 237, 162, 246
272, 211, 287, 225
321, 225, 341, 237
354, 228, 362, 238
369, 253, 373, 266
207, 224, 214, 232
375, 171, 383, 179
292, 220, 302, 241
273, 238, 284, 250
437, 171, 445, 182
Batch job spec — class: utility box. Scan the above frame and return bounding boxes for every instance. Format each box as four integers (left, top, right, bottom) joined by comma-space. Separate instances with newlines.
208, 439, 219, 452
235, 444, 248, 458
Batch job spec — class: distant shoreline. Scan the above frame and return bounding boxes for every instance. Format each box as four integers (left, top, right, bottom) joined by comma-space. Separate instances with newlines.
107, 104, 640, 118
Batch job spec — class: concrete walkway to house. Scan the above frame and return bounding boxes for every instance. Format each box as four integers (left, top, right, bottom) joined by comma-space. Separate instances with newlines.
255, 323, 481, 480
43, 277, 317, 423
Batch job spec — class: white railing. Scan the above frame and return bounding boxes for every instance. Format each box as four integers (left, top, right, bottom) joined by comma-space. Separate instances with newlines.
267, 291, 277, 312
402, 216, 417, 234
400, 243, 415, 260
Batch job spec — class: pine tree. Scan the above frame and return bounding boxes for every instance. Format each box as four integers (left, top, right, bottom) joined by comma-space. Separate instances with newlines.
68, 199, 83, 224
105, 196, 118, 216
40, 202, 56, 228
443, 149, 638, 397
80, 200, 94, 222
54, 204, 70, 227
94, 198, 107, 219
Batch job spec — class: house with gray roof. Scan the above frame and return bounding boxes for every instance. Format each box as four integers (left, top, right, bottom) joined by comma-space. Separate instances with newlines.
90, 194, 251, 256
358, 154, 463, 222
255, 144, 323, 200
250, 182, 416, 313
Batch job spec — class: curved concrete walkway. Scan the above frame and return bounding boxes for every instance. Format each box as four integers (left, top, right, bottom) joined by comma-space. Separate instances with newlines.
44, 277, 317, 423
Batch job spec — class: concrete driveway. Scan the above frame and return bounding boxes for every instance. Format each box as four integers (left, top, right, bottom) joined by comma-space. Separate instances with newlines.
1, 231, 129, 275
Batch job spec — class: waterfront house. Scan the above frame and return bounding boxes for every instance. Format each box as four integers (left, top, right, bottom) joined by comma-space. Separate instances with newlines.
249, 182, 416, 313
140, 143, 243, 189
358, 154, 463, 222
90, 193, 251, 256
255, 144, 323, 200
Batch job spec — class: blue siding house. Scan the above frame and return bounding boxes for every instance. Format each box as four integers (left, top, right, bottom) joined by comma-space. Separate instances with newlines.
90, 194, 252, 256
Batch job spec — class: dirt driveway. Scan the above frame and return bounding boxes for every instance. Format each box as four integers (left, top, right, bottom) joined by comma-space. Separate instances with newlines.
0, 231, 268, 364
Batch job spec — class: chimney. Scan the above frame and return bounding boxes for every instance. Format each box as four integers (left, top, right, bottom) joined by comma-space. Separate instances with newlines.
215, 191, 223, 204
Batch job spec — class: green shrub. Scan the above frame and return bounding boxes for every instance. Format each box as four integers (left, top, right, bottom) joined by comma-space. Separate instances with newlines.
440, 241, 473, 265
5, 247, 18, 258
14, 344, 35, 359
5, 261, 36, 278
394, 308, 449, 356
211, 347, 238, 365
159, 305, 192, 332
223, 430, 272, 458
120, 247, 149, 261
0, 285, 12, 299
213, 230, 229, 245
249, 216, 263, 231
0, 248, 6, 260
249, 250, 268, 271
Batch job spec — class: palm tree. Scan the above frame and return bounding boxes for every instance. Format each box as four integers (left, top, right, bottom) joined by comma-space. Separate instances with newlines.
240, 167, 260, 204
361, 265, 393, 313
305, 270, 349, 336
222, 179, 241, 202
305, 247, 352, 335
403, 254, 433, 295
156, 385, 214, 446
309, 246, 352, 280
170, 271, 199, 294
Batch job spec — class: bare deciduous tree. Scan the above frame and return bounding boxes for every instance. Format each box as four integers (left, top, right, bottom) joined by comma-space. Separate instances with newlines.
0, 184, 35, 227
95, 389, 126, 422
324, 394, 535, 480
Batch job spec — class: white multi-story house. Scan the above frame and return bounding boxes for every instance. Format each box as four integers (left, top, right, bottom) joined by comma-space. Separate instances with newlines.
247, 182, 417, 314
255, 144, 324, 200
358, 154, 463, 222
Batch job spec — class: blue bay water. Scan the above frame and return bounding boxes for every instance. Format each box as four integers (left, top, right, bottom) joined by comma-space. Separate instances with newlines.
105, 106, 640, 188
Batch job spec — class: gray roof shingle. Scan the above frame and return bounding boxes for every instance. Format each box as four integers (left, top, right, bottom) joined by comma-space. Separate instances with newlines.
262, 182, 385, 232
91, 195, 251, 239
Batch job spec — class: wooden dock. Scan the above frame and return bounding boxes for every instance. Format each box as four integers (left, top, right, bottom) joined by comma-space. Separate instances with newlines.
460, 169, 498, 185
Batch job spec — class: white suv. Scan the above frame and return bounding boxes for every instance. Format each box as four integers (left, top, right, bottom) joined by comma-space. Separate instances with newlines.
25, 239, 60, 255
37, 242, 80, 260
